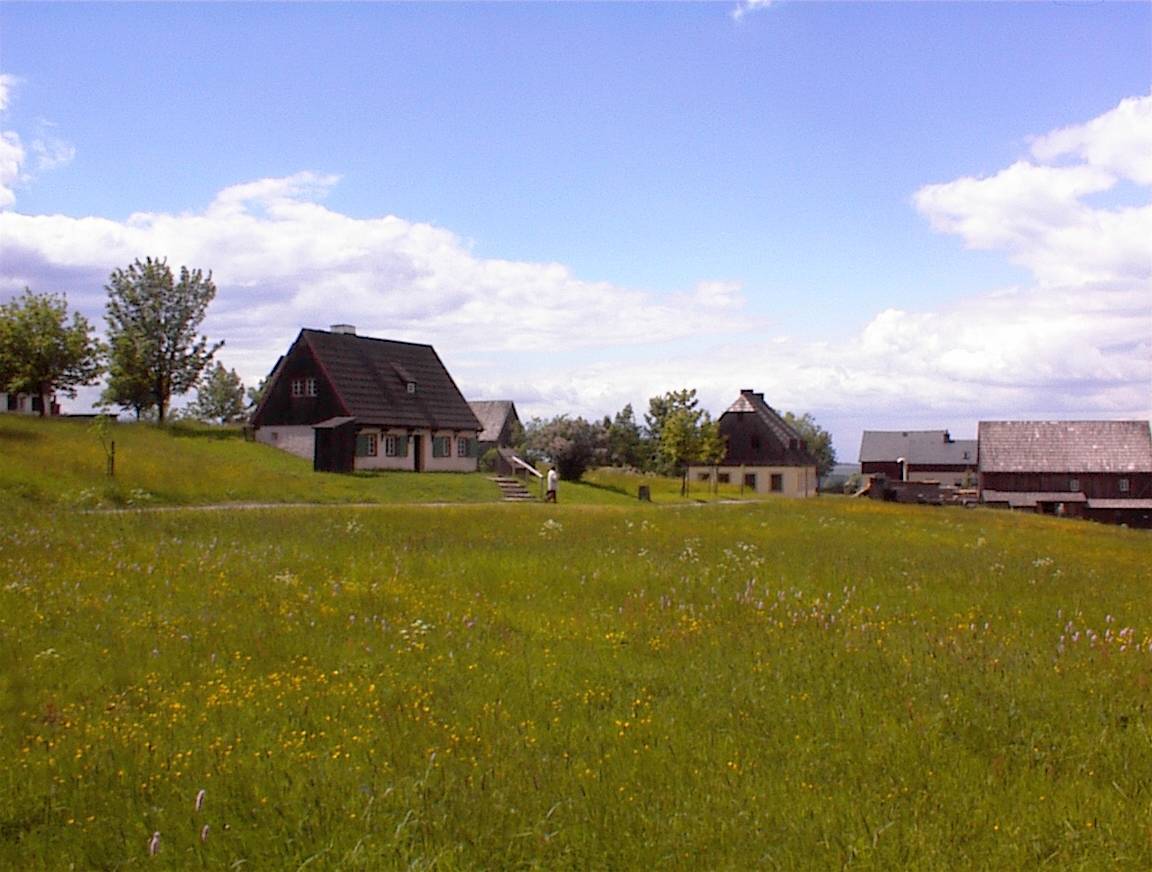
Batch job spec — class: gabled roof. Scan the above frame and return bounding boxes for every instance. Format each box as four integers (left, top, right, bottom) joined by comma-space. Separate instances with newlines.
724, 390, 804, 447
978, 420, 1152, 474
296, 328, 481, 431
469, 400, 519, 442
859, 430, 977, 466
721, 389, 816, 465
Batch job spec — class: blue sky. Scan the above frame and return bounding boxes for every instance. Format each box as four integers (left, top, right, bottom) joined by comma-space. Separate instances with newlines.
1, 1, 1150, 457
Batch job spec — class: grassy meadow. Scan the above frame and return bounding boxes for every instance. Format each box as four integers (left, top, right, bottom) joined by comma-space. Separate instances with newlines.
1, 417, 1151, 868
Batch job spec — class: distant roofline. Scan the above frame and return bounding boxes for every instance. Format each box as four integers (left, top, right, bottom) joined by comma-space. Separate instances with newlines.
299, 326, 437, 351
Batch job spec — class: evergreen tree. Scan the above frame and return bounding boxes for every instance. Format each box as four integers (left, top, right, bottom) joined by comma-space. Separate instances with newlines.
103, 257, 223, 423
605, 403, 647, 469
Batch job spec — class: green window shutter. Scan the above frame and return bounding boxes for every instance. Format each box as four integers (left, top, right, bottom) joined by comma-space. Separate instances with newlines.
398, 435, 408, 457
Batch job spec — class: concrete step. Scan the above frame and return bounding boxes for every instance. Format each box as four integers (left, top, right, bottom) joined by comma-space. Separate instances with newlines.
489, 476, 536, 502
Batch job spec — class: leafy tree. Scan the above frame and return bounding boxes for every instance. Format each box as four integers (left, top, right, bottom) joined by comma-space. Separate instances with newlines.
644, 388, 698, 447
604, 403, 647, 469
188, 362, 247, 423
0, 289, 104, 416
522, 415, 605, 482
101, 335, 156, 420
103, 257, 223, 423
245, 376, 268, 410
783, 411, 837, 483
657, 407, 725, 494
697, 412, 725, 466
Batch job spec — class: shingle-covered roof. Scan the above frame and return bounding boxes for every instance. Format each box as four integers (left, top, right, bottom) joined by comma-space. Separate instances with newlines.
721, 390, 815, 465
978, 420, 1152, 474
469, 400, 518, 442
301, 329, 481, 431
859, 430, 977, 466
724, 391, 803, 447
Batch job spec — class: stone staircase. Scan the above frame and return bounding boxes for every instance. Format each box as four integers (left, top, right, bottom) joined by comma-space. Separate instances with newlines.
491, 476, 537, 502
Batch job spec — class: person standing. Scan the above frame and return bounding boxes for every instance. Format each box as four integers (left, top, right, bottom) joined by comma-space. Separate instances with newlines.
546, 467, 558, 502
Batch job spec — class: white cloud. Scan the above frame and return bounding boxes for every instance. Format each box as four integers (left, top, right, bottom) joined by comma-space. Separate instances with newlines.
731, 0, 772, 23
0, 131, 24, 208
1031, 92, 1152, 185
0, 74, 16, 113
0, 94, 1148, 456
0, 75, 25, 208
0, 76, 76, 208
31, 130, 76, 173
0, 173, 761, 413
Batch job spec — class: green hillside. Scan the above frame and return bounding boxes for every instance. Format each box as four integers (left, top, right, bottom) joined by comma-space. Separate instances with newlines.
0, 415, 764, 508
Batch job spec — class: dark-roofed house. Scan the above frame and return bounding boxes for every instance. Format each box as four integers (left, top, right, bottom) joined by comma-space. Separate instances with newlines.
251, 325, 482, 473
978, 420, 1152, 526
687, 389, 817, 497
469, 401, 522, 453
469, 400, 523, 475
859, 430, 977, 487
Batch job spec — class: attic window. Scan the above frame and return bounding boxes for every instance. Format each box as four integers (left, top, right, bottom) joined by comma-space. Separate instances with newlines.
291, 377, 317, 398
406, 382, 416, 395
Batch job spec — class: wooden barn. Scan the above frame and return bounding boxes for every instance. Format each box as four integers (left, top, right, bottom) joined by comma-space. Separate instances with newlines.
469, 400, 523, 475
859, 430, 977, 486
978, 420, 1152, 527
250, 325, 481, 473
687, 389, 817, 497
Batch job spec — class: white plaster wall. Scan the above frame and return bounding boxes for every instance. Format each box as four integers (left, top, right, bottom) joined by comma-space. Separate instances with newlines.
424, 430, 479, 472
689, 465, 817, 498
255, 425, 315, 460
353, 429, 416, 471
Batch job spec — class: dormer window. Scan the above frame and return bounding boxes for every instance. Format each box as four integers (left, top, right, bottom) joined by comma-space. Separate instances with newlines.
407, 382, 416, 395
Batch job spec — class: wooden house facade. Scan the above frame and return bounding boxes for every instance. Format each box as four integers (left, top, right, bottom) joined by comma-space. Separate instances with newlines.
978, 420, 1152, 527
250, 325, 481, 473
687, 389, 817, 497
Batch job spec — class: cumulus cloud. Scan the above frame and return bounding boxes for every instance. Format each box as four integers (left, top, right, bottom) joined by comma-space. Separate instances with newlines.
0, 92, 1147, 453
0, 171, 761, 410
514, 95, 1152, 439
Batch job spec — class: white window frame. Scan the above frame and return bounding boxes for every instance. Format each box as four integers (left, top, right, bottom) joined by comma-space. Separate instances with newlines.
1119, 478, 1130, 493
305, 377, 317, 397
384, 434, 398, 457
291, 378, 304, 397
355, 433, 378, 457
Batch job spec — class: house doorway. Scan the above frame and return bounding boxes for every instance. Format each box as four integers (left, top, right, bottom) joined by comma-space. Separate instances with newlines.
412, 434, 423, 471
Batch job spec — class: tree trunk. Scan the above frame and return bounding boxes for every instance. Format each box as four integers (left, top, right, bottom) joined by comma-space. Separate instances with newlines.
38, 382, 51, 417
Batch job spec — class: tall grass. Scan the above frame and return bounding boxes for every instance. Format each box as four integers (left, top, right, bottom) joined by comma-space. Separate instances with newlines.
1, 496, 1149, 868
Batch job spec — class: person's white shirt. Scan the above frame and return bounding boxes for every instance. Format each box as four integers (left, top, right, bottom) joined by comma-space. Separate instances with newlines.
547, 469, 558, 491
